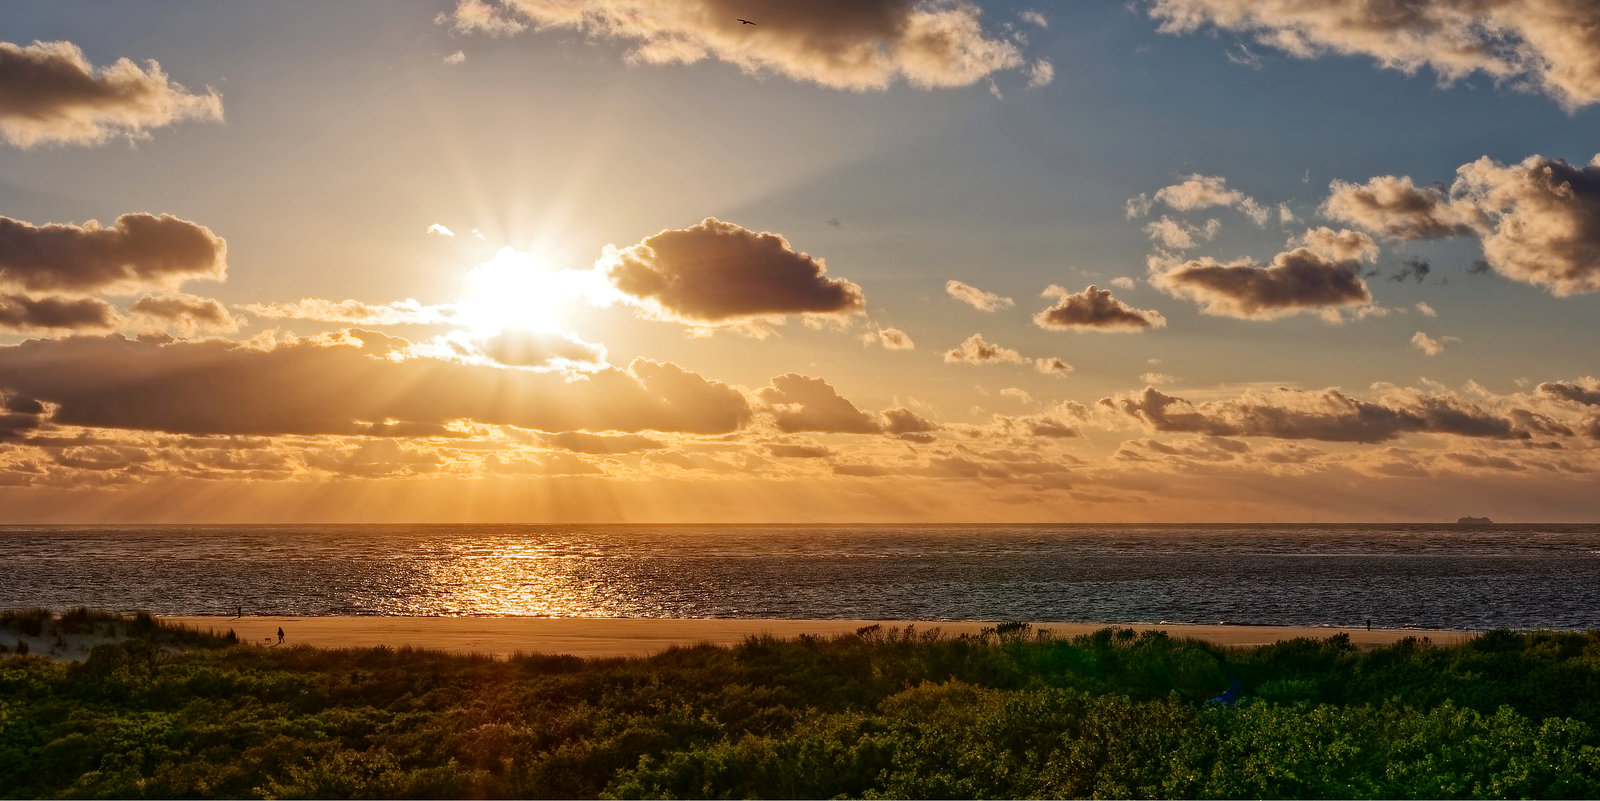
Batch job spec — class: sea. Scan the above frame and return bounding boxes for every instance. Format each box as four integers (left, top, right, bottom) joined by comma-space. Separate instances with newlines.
3, 524, 1598, 630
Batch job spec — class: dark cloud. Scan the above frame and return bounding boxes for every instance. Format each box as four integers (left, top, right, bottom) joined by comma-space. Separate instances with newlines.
1390, 258, 1432, 284
1100, 386, 1531, 443
1327, 154, 1600, 295
883, 407, 937, 437
608, 217, 864, 326
0, 294, 119, 332
1323, 176, 1475, 240
130, 292, 240, 333
0, 331, 751, 436
0, 40, 222, 147
1453, 154, 1600, 296
1032, 284, 1166, 331
0, 393, 49, 441
1149, 0, 1600, 110
1152, 246, 1372, 320
943, 333, 1025, 365
1539, 379, 1600, 407
757, 374, 880, 434
0, 213, 226, 294
446, 0, 1043, 92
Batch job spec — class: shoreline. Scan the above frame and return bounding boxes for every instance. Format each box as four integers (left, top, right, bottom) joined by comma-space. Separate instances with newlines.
159, 616, 1477, 659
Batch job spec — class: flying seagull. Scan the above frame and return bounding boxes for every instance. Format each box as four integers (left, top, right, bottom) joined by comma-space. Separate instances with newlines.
737, 18, 757, 25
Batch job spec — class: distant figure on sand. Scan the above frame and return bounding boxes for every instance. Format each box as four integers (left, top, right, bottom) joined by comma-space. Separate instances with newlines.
235, 605, 242, 619
277, 627, 285, 645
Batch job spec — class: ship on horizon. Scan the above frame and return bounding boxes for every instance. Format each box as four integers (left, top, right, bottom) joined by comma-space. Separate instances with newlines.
1456, 516, 1494, 526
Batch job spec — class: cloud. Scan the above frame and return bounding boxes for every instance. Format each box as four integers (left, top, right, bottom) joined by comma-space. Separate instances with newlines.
475, 328, 606, 368
1152, 243, 1372, 320
1035, 357, 1073, 375
130, 293, 241, 334
1411, 331, 1444, 356
0, 40, 223, 147
765, 442, 832, 459
1126, 174, 1268, 224
1539, 378, 1600, 407
1324, 153, 1600, 295
0, 332, 751, 436
443, 50, 468, 66
240, 297, 455, 326
547, 432, 664, 453
1033, 284, 1167, 332
1415, 301, 1438, 317
0, 393, 49, 441
606, 217, 864, 327
1323, 176, 1476, 240
999, 387, 1032, 403
1144, 216, 1220, 249
445, 0, 1038, 92
1391, 258, 1432, 284
944, 333, 1025, 365
1451, 154, 1600, 296
1027, 59, 1055, 88
0, 213, 227, 295
0, 294, 120, 332
1147, 0, 1600, 110
1295, 227, 1379, 263
425, 224, 456, 237
883, 407, 938, 437
757, 374, 881, 434
874, 326, 915, 350
945, 279, 1014, 311
1101, 385, 1531, 443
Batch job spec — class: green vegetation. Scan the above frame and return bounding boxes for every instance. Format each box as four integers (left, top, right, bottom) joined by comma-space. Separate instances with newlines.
3, 616, 1600, 798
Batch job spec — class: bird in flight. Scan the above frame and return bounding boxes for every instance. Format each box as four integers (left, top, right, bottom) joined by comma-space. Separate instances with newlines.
737, 18, 757, 25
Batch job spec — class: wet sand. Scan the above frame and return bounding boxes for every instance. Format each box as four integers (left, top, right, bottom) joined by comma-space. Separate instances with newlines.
159, 616, 1475, 659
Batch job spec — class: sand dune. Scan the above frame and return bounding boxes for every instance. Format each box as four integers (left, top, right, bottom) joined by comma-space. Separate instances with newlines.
159, 617, 1474, 659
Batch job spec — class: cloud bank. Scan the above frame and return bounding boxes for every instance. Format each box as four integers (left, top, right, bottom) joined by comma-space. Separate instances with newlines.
0, 331, 750, 436
0, 214, 227, 295
1102, 385, 1534, 443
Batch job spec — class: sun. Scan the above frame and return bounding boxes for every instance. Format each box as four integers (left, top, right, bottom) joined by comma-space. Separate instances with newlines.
456, 247, 588, 334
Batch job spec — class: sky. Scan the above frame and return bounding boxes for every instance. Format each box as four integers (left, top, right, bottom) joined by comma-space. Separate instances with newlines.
0, 0, 1598, 523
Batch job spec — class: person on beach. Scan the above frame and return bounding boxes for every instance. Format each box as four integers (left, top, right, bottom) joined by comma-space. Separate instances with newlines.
277, 627, 284, 645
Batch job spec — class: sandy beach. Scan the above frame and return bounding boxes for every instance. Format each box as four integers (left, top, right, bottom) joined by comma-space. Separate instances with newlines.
159, 616, 1475, 659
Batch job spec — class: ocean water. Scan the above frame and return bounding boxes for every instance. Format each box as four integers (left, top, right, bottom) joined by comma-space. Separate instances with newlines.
2, 524, 1598, 630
